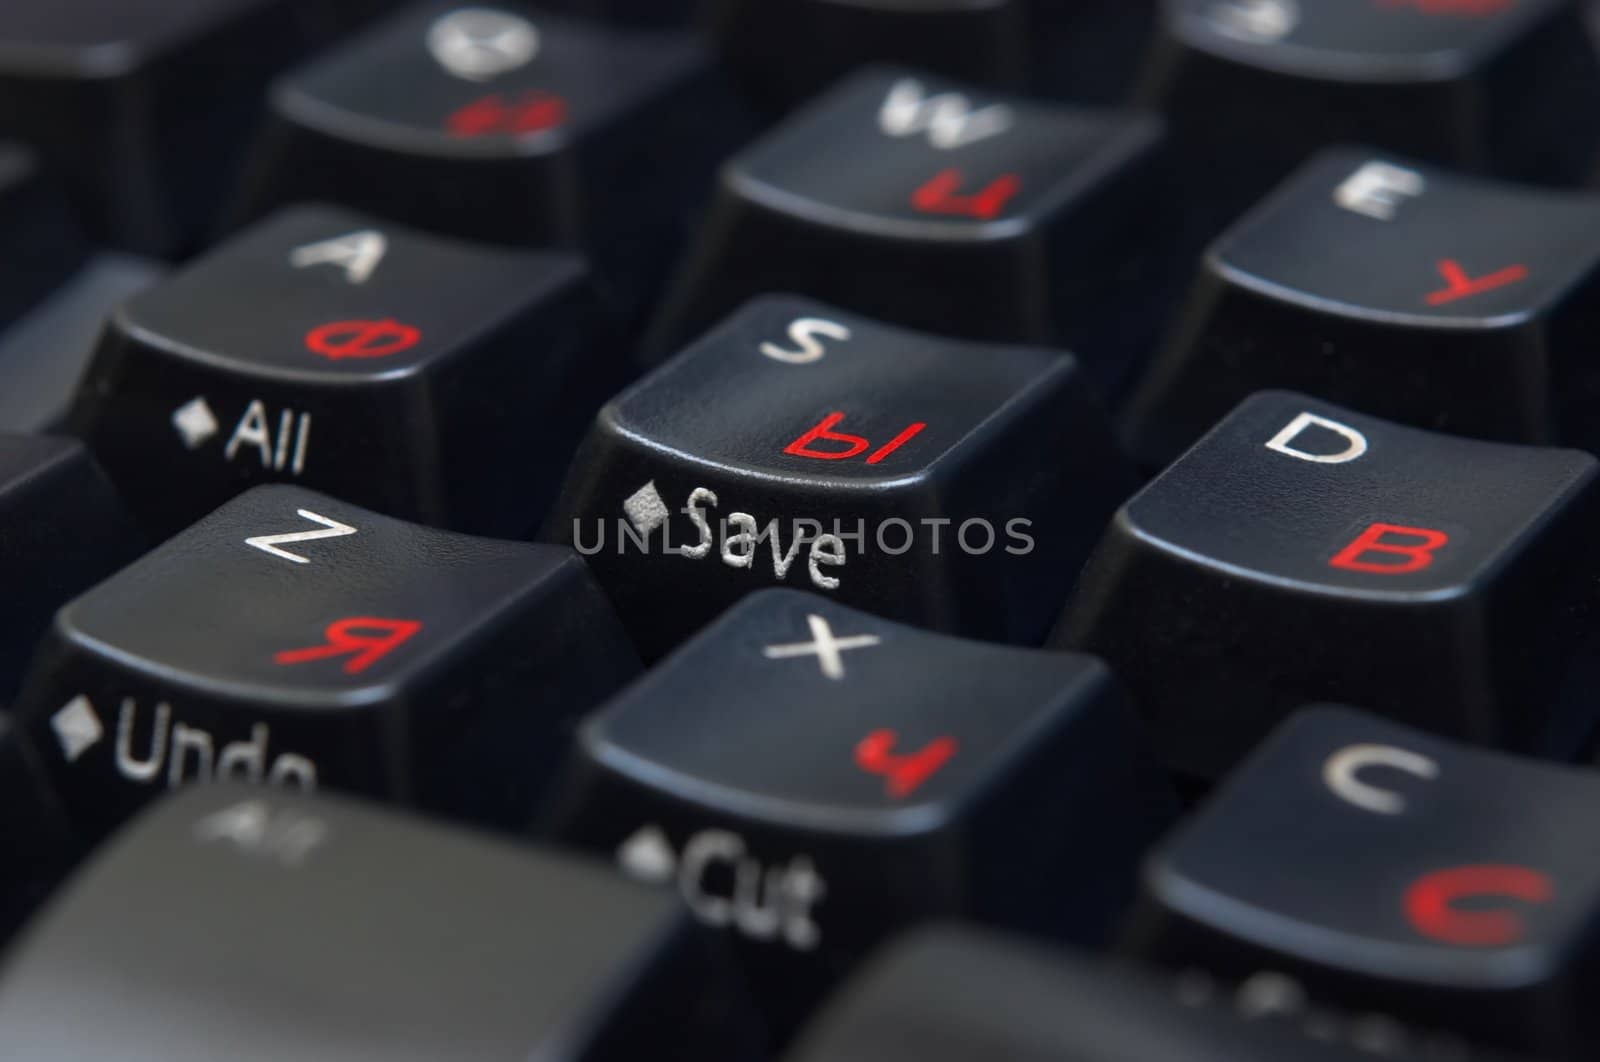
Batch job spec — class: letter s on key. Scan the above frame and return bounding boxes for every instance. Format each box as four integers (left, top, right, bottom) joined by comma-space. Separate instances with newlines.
1265, 412, 1368, 464
1324, 744, 1440, 815
760, 318, 851, 365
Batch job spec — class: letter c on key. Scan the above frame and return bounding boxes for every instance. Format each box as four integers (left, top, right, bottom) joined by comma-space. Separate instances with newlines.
1323, 743, 1439, 815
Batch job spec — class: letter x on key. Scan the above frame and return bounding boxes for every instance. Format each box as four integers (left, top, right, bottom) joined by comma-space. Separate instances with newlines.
762, 615, 881, 680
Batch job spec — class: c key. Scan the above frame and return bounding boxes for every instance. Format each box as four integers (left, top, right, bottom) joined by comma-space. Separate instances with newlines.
70, 205, 610, 537
545, 589, 1175, 1028
1056, 392, 1600, 778
550, 296, 1133, 658
646, 68, 1172, 389
1125, 148, 1600, 466
1130, 706, 1600, 1059
9, 485, 640, 841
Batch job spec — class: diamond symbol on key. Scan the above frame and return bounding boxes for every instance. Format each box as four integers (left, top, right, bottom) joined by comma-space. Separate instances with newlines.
616, 825, 677, 884
172, 396, 220, 450
51, 695, 104, 763
623, 481, 670, 535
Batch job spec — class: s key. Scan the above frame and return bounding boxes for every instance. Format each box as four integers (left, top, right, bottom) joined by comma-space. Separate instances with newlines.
70, 205, 609, 537
233, 3, 737, 323
549, 296, 1133, 659
1055, 392, 1600, 779
1125, 149, 1600, 467
0, 785, 760, 1062
646, 67, 1172, 389
1140, 0, 1600, 220
8, 485, 640, 841
1129, 706, 1600, 1059
545, 589, 1175, 1028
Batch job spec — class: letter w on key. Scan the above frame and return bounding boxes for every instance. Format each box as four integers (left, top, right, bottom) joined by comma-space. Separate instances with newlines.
878, 79, 1014, 150
245, 509, 358, 564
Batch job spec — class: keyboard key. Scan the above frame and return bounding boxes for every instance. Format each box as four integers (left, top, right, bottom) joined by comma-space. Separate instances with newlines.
545, 589, 1174, 1026
545, 0, 692, 25
0, 144, 86, 331
10, 485, 640, 840
552, 296, 1133, 659
0, 784, 761, 1062
0, 0, 315, 254
1055, 392, 1600, 779
70, 205, 609, 537
704, 0, 1029, 110
0, 254, 166, 435
646, 68, 1172, 387
234, 3, 735, 321
1139, 0, 1600, 218
1124, 148, 1600, 467
786, 926, 1472, 1062
0, 435, 140, 703
1129, 706, 1600, 1058
0, 714, 72, 941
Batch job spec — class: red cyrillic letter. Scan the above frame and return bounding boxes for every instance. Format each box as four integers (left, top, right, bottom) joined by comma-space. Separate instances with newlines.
274, 617, 423, 675
785, 412, 871, 461
1403, 864, 1552, 947
855, 729, 958, 798
1329, 523, 1448, 575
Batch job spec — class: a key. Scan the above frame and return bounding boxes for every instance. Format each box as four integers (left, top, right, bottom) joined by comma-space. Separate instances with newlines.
645, 68, 1172, 389
1138, 0, 1600, 222
0, 144, 86, 331
703, 0, 1029, 111
70, 204, 610, 537
1124, 149, 1600, 468
9, 485, 640, 841
232, 3, 737, 322
550, 296, 1134, 659
785, 926, 1481, 1062
544, 589, 1175, 1029
0, 435, 140, 703
1128, 705, 1600, 1059
0, 714, 72, 942
1054, 391, 1600, 779
0, 784, 761, 1062
0, 0, 315, 254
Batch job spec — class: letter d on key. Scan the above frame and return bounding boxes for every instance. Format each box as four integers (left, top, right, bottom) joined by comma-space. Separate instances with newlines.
1265, 412, 1368, 464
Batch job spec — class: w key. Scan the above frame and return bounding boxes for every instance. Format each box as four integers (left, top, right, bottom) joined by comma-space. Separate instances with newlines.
1125, 148, 1600, 466
70, 204, 608, 537
1057, 392, 1600, 778
9, 485, 639, 841
551, 296, 1132, 658
647, 67, 1171, 389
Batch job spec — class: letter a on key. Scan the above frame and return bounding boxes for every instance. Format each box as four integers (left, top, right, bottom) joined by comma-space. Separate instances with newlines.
1265, 412, 1368, 464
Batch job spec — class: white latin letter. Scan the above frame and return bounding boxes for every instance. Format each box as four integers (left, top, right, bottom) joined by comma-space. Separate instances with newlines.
759, 317, 851, 364
682, 487, 717, 559
289, 230, 389, 284
1324, 743, 1439, 815
1265, 412, 1368, 464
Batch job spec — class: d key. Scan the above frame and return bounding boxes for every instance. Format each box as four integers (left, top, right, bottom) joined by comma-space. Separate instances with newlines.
646, 67, 1171, 389
9, 485, 640, 840
1056, 392, 1600, 778
550, 296, 1133, 658
1130, 706, 1600, 1059
1125, 148, 1600, 466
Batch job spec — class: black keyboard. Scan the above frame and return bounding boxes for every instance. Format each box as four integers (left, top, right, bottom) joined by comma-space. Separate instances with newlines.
6, 1, 1600, 1059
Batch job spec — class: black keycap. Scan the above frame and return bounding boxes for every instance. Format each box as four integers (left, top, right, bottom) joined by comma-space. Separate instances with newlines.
545, 589, 1174, 1028
0, 144, 86, 331
1054, 391, 1600, 779
0, 714, 73, 941
544, 0, 692, 26
551, 296, 1133, 659
9, 485, 640, 841
1128, 705, 1600, 1059
1124, 148, 1600, 468
0, 0, 314, 254
233, 3, 737, 321
70, 204, 610, 537
0, 254, 166, 435
786, 926, 1477, 1062
0, 784, 761, 1062
1138, 0, 1600, 221
0, 435, 140, 703
703, 0, 1029, 111
646, 68, 1173, 389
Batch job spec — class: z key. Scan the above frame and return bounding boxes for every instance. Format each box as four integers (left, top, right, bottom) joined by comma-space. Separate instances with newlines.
1124, 148, 1600, 467
1130, 706, 1600, 1059
1056, 392, 1600, 779
544, 589, 1175, 1029
645, 67, 1172, 390
8, 485, 640, 841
